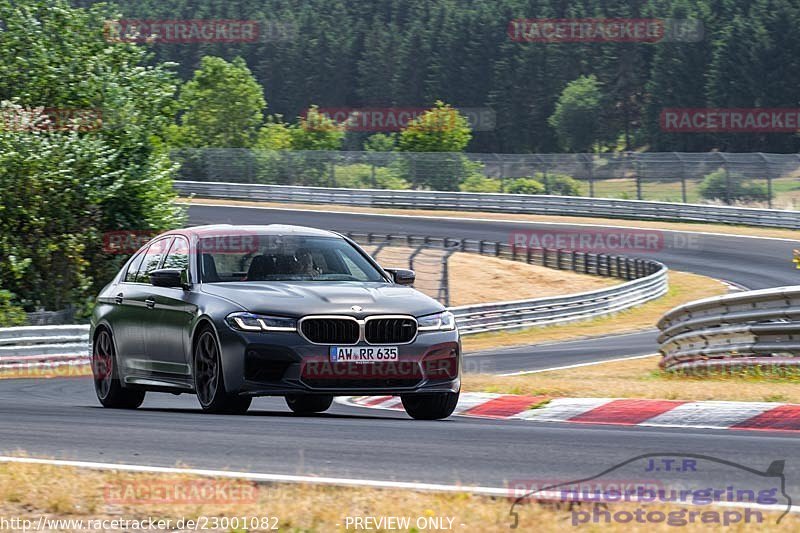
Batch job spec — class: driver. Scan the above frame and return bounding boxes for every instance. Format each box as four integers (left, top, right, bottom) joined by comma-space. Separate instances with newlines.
293, 249, 320, 277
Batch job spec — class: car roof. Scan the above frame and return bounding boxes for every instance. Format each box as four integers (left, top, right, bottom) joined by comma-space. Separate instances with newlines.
162, 224, 342, 239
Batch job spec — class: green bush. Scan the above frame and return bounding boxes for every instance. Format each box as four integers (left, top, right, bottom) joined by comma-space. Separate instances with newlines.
541, 173, 583, 196
459, 175, 502, 193
698, 169, 771, 204
333, 164, 410, 190
0, 290, 26, 327
504, 178, 545, 195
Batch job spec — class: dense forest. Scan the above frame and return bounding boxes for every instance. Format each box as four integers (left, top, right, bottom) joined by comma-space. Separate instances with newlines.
72, 0, 800, 153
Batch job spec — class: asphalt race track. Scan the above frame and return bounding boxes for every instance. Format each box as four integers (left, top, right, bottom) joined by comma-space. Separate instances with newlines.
1, 378, 798, 493
1, 203, 799, 497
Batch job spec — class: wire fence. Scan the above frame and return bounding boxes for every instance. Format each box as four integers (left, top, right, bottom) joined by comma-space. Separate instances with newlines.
172, 149, 800, 209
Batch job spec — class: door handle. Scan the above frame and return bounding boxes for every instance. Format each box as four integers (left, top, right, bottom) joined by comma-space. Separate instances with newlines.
115, 293, 124, 304
145, 298, 156, 309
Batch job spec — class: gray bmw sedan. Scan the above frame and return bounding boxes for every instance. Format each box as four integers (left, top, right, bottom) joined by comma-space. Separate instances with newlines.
90, 225, 461, 419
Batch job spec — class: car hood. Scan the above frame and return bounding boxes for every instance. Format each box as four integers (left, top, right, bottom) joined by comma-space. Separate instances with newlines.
200, 281, 444, 318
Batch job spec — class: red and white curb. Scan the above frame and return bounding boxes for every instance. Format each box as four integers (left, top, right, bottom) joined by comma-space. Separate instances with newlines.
337, 394, 800, 431
336, 393, 548, 419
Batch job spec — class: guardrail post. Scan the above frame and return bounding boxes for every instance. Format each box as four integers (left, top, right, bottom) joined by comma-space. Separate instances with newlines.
440, 254, 450, 306
556, 249, 562, 269
571, 250, 576, 271
635, 161, 643, 200
543, 248, 548, 267
526, 246, 532, 264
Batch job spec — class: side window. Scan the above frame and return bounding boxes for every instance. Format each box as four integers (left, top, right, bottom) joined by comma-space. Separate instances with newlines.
137, 238, 171, 284
123, 251, 146, 283
163, 237, 190, 271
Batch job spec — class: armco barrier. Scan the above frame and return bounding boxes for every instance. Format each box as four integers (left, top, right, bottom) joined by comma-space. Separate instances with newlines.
0, 234, 668, 362
657, 287, 800, 372
0, 325, 90, 363
345, 233, 668, 334
175, 180, 800, 229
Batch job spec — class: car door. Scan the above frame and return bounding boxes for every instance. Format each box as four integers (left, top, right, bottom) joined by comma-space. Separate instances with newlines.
110, 247, 153, 376
144, 236, 197, 382
127, 237, 172, 376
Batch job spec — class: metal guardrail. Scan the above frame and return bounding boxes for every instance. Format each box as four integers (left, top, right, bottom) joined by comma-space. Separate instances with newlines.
657, 287, 800, 372
345, 232, 668, 334
0, 325, 90, 364
172, 149, 800, 207
175, 180, 800, 229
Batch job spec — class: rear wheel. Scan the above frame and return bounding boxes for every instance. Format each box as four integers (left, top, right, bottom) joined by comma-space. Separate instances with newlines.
92, 329, 145, 409
194, 327, 251, 414
285, 394, 333, 414
401, 391, 459, 420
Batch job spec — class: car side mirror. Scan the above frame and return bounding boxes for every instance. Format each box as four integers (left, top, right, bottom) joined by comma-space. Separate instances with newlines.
386, 268, 415, 286
150, 268, 188, 288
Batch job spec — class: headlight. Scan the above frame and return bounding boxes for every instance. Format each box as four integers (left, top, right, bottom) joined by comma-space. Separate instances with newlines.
417, 311, 456, 332
226, 312, 297, 332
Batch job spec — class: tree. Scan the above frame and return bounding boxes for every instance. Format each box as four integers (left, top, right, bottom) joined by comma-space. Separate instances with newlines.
396, 101, 475, 190
289, 105, 344, 151
548, 76, 603, 152
171, 56, 266, 148
397, 101, 471, 152
0, 0, 183, 312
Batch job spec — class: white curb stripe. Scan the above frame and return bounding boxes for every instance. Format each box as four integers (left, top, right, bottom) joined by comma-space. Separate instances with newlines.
640, 401, 782, 430
515, 397, 615, 422
452, 393, 502, 415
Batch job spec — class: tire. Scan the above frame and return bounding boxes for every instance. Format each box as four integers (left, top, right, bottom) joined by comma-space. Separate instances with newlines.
285, 394, 333, 414
401, 391, 460, 420
92, 328, 145, 409
193, 327, 251, 414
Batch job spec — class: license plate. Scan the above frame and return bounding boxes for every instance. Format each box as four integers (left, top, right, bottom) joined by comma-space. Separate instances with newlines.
330, 346, 399, 362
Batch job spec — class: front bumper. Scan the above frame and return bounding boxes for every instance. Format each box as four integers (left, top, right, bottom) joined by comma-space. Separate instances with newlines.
216, 325, 461, 396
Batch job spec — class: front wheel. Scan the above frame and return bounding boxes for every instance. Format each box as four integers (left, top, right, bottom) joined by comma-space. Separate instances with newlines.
92, 329, 145, 409
194, 328, 251, 414
285, 394, 333, 414
401, 391, 459, 420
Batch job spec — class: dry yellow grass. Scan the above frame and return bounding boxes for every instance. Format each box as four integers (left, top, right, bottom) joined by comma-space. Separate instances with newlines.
181, 197, 800, 241
447, 252, 617, 306
361, 245, 618, 307
462, 271, 727, 352
0, 460, 794, 532
465, 355, 800, 403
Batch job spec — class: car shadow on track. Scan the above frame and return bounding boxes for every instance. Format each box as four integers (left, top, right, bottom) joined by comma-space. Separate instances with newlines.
86, 405, 407, 421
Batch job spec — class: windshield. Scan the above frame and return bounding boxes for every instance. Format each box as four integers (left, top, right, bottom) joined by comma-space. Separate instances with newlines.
198, 234, 385, 283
